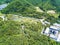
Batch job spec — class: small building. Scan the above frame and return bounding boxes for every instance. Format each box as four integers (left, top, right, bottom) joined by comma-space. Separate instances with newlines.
41, 23, 60, 42
44, 21, 50, 25
40, 19, 50, 25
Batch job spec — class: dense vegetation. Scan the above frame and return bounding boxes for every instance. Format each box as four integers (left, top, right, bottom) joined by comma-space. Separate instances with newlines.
1, 0, 60, 13
0, 15, 43, 45
0, 0, 12, 4
1, 0, 59, 23
0, 14, 60, 45
1, 0, 36, 14
0, 0, 60, 45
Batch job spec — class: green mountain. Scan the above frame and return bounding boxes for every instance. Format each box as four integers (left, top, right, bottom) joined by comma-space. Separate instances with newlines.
1, 0, 60, 14
1, 0, 36, 14
1, 0, 59, 23
0, 15, 43, 45
26, 0, 55, 10
0, 0, 60, 45
0, 13, 59, 45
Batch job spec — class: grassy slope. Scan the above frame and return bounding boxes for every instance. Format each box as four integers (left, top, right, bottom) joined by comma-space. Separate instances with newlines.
0, 0, 60, 45
0, 14, 60, 45
1, 0, 59, 24
0, 15, 43, 45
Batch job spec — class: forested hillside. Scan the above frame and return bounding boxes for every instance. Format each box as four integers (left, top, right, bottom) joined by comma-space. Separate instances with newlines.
1, 0, 59, 24
0, 15, 43, 45
0, 0, 60, 45
0, 13, 60, 45
1, 0, 60, 13
0, 0, 12, 4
